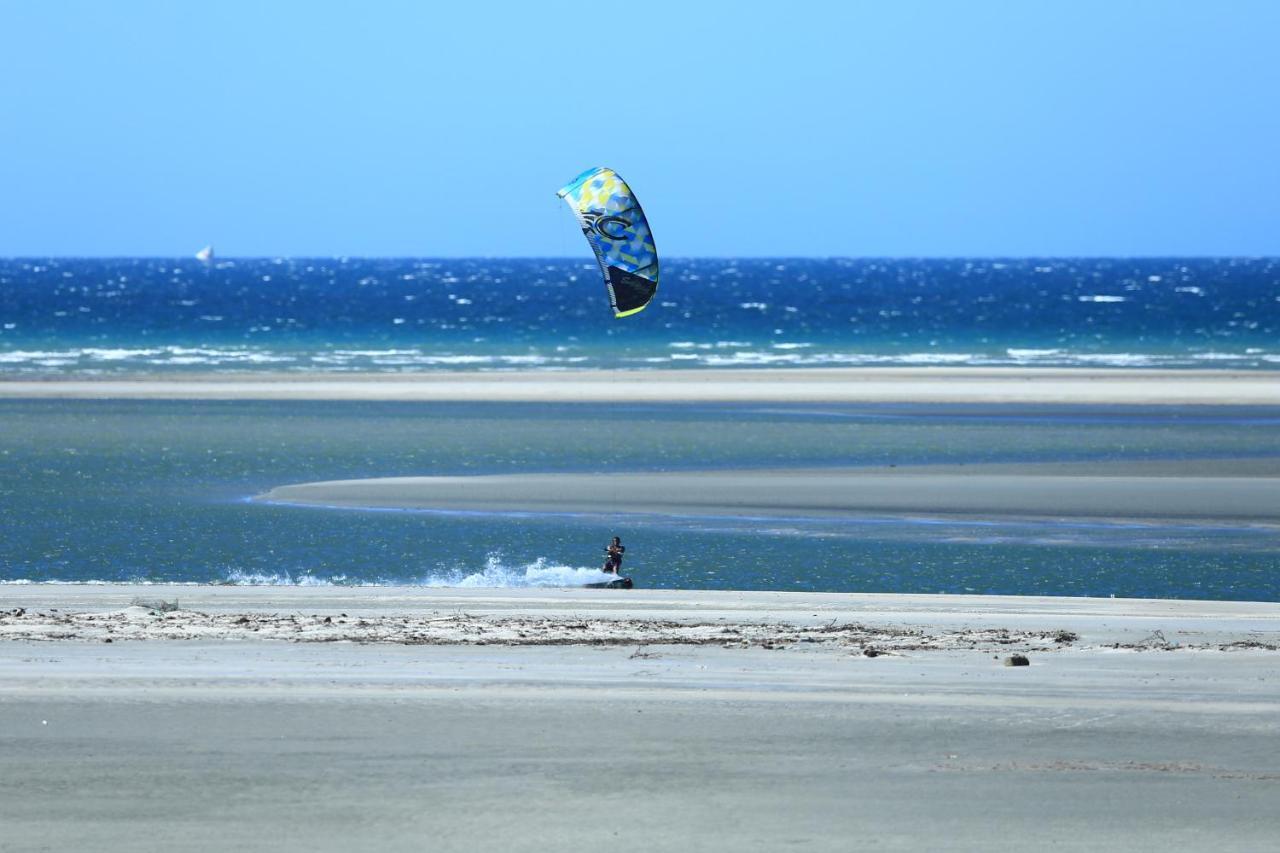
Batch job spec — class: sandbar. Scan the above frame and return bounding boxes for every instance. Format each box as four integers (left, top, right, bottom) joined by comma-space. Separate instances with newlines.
2, 367, 1278, 404
258, 462, 1280, 525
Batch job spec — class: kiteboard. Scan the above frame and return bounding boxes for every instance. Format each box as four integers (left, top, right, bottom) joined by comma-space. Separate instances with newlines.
584, 576, 633, 590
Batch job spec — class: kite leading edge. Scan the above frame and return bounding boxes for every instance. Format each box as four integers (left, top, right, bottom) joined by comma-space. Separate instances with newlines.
556, 167, 659, 318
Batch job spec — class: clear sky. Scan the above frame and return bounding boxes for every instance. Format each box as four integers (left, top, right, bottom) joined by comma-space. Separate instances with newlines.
1, 0, 1277, 257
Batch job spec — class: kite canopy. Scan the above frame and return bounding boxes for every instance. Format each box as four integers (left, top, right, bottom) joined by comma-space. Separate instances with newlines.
556, 167, 659, 318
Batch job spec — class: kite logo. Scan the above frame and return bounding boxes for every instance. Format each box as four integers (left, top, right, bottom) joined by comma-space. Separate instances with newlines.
582, 213, 631, 241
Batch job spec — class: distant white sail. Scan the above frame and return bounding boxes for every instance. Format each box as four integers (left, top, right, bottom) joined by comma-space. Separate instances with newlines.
195, 245, 214, 262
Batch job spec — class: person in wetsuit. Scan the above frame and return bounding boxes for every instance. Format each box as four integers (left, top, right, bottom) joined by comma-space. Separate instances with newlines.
602, 537, 625, 574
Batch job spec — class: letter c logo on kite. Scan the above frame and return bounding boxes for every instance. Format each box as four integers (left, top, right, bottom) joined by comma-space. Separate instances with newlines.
585, 214, 630, 241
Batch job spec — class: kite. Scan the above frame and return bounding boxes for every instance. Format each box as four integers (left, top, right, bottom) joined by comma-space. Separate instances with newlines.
556, 167, 659, 317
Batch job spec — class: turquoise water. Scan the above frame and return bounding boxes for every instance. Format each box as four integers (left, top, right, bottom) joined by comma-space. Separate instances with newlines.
1, 399, 1277, 600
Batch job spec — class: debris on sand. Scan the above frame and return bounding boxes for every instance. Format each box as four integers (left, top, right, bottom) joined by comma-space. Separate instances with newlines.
129, 598, 180, 613
1004, 654, 1030, 667
0, 609, 1268, 655
1134, 630, 1177, 651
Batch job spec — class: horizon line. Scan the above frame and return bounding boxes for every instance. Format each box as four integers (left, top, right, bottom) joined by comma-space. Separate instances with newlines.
3, 254, 1278, 262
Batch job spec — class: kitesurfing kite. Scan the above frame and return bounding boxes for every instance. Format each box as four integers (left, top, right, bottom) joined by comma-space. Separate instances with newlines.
557, 167, 659, 318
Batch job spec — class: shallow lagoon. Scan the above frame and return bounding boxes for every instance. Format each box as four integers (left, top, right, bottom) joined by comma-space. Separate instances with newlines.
1, 399, 1277, 599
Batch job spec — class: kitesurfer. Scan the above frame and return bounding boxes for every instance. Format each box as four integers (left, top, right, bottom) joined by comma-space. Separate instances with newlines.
602, 537, 625, 574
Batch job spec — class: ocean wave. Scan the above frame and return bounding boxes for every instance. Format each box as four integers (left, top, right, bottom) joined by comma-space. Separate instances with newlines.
1, 344, 1277, 372
1192, 352, 1248, 361
221, 569, 353, 586
82, 347, 164, 360
0, 350, 66, 362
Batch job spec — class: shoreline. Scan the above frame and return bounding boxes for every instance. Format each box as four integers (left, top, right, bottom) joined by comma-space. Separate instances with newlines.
2, 366, 1279, 404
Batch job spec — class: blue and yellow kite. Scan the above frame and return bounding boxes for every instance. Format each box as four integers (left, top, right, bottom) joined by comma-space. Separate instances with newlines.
557, 167, 659, 318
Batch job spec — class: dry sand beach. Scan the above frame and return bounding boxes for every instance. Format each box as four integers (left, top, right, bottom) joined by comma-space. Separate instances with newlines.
2, 585, 1280, 852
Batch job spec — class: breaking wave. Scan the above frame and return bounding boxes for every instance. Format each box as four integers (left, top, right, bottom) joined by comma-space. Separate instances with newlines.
2, 344, 1278, 372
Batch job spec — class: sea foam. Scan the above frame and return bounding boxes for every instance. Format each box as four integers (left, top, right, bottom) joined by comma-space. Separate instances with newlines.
216, 556, 618, 589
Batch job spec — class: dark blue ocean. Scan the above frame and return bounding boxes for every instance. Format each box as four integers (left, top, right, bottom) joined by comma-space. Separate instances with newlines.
2, 258, 1278, 599
2, 257, 1277, 371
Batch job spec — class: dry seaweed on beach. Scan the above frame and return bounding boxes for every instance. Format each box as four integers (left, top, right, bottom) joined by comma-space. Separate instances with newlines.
0, 607, 1232, 653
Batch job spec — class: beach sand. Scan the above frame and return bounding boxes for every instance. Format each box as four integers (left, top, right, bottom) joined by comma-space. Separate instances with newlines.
2, 366, 1278, 404
258, 461, 1280, 525
2, 586, 1279, 852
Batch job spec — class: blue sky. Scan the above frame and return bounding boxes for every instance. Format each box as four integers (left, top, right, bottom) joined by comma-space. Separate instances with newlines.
1, 1, 1277, 257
